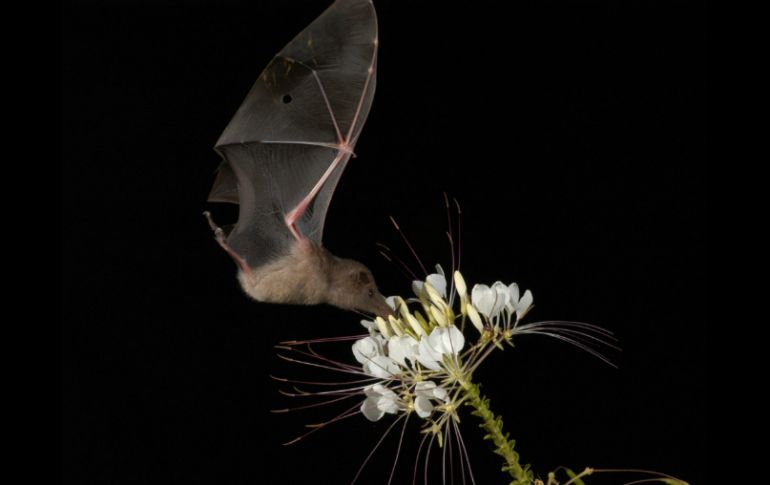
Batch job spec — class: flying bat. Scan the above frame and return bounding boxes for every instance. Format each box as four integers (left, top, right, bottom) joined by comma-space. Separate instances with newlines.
205, 0, 392, 317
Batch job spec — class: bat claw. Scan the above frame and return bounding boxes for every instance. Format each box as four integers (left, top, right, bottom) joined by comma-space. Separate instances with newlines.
203, 211, 217, 230
203, 211, 226, 243
204, 210, 252, 275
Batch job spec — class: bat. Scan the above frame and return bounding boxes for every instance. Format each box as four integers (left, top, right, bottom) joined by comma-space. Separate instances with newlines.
204, 0, 392, 317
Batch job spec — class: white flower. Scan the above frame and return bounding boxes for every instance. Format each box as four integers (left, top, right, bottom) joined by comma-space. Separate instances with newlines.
361, 384, 402, 422
419, 381, 448, 401
352, 335, 386, 365
417, 325, 465, 371
387, 334, 419, 368
471, 282, 509, 319
360, 318, 378, 335
413, 380, 449, 418
506, 283, 533, 321
426, 273, 447, 299
352, 270, 534, 426
364, 355, 401, 378
471, 280, 534, 325
353, 335, 401, 378
412, 265, 447, 300
434, 325, 465, 355
276, 258, 616, 472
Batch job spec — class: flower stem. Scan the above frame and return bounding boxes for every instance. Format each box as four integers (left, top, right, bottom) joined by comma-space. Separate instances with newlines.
458, 375, 533, 485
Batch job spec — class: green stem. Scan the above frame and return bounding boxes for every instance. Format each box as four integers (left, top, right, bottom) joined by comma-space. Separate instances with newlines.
458, 375, 533, 485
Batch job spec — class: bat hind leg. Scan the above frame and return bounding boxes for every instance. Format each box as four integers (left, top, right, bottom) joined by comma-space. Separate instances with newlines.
203, 211, 252, 275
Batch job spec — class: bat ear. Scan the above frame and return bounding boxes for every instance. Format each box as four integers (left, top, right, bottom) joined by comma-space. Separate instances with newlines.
352, 270, 371, 285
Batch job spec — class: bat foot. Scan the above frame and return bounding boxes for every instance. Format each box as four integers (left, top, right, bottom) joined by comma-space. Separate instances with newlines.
203, 211, 227, 245
203, 211, 252, 276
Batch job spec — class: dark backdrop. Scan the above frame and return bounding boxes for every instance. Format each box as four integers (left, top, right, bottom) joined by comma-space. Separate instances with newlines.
63, 1, 708, 483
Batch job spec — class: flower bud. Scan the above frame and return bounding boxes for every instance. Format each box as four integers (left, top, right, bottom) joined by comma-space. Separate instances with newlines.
467, 303, 484, 333
375, 316, 392, 338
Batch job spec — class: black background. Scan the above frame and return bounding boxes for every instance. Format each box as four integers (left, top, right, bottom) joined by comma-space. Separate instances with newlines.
63, 1, 708, 483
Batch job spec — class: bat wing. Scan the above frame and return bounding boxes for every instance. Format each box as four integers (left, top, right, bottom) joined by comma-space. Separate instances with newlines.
207, 161, 239, 204
210, 0, 377, 270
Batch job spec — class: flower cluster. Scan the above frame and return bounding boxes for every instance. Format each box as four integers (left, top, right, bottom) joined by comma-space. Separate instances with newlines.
354, 266, 533, 423
274, 264, 615, 483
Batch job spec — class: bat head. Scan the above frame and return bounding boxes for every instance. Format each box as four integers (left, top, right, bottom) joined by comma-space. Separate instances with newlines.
327, 259, 393, 318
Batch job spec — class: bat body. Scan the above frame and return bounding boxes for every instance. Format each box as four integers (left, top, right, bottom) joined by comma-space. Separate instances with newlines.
205, 0, 391, 317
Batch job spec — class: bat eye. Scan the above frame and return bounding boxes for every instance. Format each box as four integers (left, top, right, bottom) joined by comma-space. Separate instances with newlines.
367, 289, 374, 298
282, 94, 293, 104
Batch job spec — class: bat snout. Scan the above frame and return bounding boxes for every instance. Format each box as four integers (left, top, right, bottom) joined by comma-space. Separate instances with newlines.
370, 293, 394, 319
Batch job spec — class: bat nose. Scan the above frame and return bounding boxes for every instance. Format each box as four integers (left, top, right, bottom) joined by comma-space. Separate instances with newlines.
374, 295, 394, 318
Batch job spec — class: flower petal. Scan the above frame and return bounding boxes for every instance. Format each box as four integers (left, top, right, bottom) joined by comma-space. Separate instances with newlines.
504, 283, 518, 314
377, 392, 401, 414
508, 283, 520, 305
471, 284, 497, 318
426, 326, 446, 353
363, 355, 401, 378
364, 384, 384, 398
426, 273, 447, 299
491, 281, 510, 316
361, 384, 398, 421
414, 395, 434, 418
388, 335, 419, 367
361, 396, 384, 421
385, 296, 397, 311
414, 380, 437, 397
416, 337, 443, 370
439, 325, 465, 355
412, 280, 425, 298
352, 336, 384, 365
515, 289, 533, 320
432, 385, 449, 402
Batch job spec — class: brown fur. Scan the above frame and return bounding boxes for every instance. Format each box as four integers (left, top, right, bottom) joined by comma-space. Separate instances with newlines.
238, 240, 392, 316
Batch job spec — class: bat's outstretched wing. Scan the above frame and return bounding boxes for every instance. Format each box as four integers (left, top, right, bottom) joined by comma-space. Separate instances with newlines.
209, 0, 378, 270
